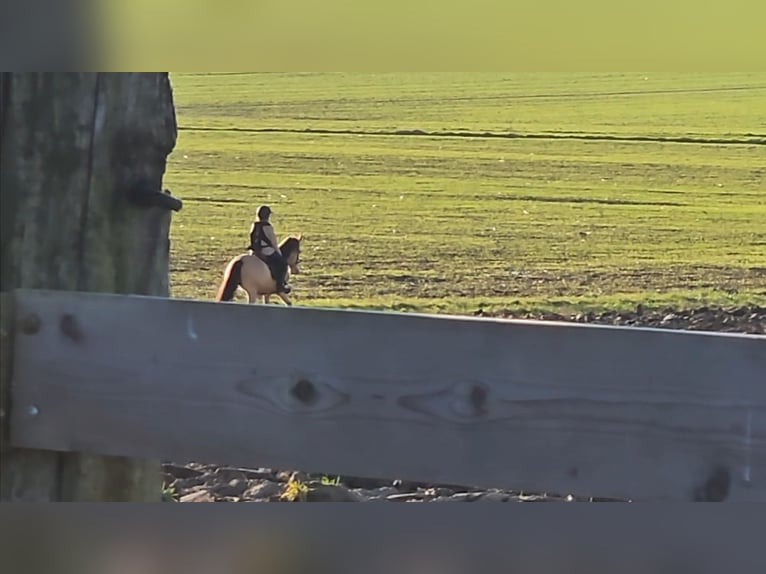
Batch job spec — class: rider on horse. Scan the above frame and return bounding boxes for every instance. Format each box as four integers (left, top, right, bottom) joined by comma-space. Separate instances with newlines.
249, 205, 291, 294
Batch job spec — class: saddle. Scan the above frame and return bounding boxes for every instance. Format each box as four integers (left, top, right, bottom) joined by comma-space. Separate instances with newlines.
248, 247, 281, 282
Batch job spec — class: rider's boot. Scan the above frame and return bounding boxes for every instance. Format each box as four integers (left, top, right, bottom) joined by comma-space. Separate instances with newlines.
277, 275, 292, 294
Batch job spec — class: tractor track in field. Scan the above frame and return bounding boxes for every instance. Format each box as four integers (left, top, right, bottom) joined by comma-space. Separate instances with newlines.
177, 79, 766, 103
178, 125, 766, 147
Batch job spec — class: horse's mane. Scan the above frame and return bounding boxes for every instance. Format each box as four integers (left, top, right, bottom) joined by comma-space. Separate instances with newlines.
279, 235, 302, 255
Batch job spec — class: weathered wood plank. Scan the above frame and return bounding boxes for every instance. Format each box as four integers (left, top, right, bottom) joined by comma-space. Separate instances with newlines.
1, 292, 58, 499
0, 73, 177, 501
9, 289, 766, 501
0, 293, 15, 464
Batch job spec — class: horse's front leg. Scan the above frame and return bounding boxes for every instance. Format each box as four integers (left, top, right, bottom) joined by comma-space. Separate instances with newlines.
247, 289, 258, 304
264, 294, 271, 304
277, 293, 293, 306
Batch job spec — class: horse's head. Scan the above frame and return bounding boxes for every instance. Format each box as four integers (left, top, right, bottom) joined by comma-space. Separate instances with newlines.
280, 234, 303, 275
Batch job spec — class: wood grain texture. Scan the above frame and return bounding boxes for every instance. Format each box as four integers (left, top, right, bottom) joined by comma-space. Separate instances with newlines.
0, 73, 177, 501
9, 289, 766, 501
0, 294, 14, 461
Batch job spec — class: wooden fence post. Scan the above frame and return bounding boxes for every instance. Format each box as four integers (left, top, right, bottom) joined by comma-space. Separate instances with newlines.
0, 72, 180, 501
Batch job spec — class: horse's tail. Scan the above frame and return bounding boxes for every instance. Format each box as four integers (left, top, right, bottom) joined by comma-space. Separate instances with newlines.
216, 256, 244, 302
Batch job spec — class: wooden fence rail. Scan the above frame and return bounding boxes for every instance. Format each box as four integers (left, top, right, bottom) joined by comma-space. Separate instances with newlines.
2, 288, 765, 501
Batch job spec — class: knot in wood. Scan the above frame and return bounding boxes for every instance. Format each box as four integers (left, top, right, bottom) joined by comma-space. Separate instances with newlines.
693, 465, 731, 502
469, 384, 488, 412
450, 383, 488, 418
60, 313, 84, 342
18, 313, 41, 335
290, 379, 318, 406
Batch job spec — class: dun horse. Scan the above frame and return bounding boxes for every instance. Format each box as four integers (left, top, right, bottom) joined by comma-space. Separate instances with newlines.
216, 235, 303, 306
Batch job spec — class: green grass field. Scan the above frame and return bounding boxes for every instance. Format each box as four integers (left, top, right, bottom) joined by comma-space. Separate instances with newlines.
164, 73, 766, 314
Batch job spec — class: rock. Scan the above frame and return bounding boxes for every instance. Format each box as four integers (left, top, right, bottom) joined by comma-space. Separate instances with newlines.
162, 463, 204, 480
305, 483, 365, 502
516, 494, 557, 502
516, 495, 541, 502
387, 492, 428, 502
336, 475, 394, 490
220, 467, 276, 481
276, 470, 310, 483
180, 490, 215, 503
425, 487, 455, 498
478, 491, 512, 502
362, 487, 400, 499
390, 479, 422, 493
172, 475, 207, 491
213, 478, 248, 498
212, 467, 248, 483
449, 492, 484, 502
243, 481, 282, 501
